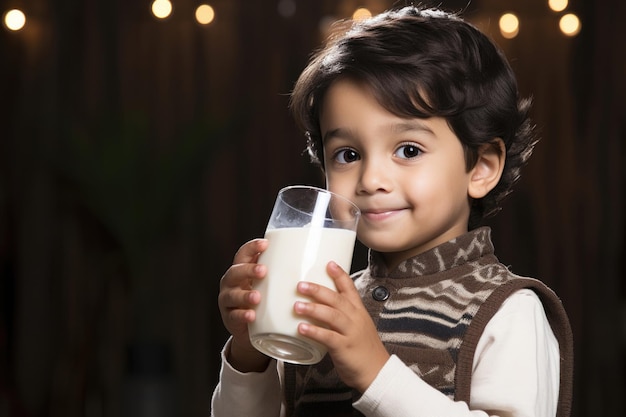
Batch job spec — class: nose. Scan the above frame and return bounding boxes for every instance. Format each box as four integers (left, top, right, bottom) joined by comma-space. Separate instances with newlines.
357, 159, 392, 195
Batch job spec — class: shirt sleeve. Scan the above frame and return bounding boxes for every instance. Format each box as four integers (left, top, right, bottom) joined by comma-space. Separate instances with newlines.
210, 338, 283, 417
353, 289, 560, 417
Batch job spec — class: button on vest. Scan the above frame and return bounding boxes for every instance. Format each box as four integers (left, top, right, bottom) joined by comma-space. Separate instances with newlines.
372, 286, 390, 301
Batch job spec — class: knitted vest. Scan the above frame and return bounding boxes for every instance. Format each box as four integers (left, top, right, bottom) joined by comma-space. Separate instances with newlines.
284, 227, 573, 417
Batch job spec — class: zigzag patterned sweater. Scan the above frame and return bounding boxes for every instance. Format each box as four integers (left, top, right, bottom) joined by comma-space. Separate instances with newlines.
284, 227, 573, 417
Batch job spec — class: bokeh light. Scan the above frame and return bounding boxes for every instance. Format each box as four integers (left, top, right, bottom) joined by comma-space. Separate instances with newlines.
3, 9, 26, 31
548, 0, 568, 13
151, 0, 172, 19
559, 13, 581, 36
196, 4, 215, 25
352, 8, 371, 21
499, 13, 519, 39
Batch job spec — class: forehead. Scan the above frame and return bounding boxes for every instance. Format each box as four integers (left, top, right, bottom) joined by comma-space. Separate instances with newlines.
317, 72, 435, 127
319, 78, 424, 130
320, 78, 389, 137
320, 78, 460, 147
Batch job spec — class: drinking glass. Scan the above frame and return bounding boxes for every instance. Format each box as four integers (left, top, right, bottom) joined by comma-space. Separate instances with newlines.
248, 185, 360, 364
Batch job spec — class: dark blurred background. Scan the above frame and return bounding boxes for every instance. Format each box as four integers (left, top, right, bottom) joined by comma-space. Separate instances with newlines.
0, 0, 623, 416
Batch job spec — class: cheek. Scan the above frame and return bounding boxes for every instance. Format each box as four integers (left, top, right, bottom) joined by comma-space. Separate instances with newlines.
325, 179, 344, 199
326, 183, 351, 200
326, 171, 354, 193
401, 174, 431, 200
404, 168, 468, 204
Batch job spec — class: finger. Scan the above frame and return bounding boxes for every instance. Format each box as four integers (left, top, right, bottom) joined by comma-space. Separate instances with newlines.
228, 307, 257, 324
297, 321, 342, 350
233, 238, 269, 265
219, 269, 265, 317
326, 261, 361, 302
220, 284, 262, 308
294, 300, 346, 333
326, 261, 363, 306
296, 280, 344, 309
220, 263, 267, 291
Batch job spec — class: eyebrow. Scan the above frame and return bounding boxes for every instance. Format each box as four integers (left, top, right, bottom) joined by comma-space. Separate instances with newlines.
322, 127, 353, 143
389, 120, 434, 135
322, 120, 434, 143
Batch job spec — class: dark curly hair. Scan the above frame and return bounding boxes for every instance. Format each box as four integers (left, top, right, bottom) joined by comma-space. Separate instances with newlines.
290, 6, 537, 229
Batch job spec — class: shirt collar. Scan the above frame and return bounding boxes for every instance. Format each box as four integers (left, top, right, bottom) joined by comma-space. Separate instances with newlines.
368, 227, 494, 279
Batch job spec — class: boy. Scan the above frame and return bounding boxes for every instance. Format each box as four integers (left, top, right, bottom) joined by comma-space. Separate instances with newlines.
212, 6, 573, 417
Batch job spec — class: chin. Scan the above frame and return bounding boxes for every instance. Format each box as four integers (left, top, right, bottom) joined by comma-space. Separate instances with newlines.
360, 239, 407, 254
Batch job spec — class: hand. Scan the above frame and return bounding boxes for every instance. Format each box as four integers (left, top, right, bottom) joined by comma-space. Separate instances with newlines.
218, 238, 271, 372
294, 261, 390, 393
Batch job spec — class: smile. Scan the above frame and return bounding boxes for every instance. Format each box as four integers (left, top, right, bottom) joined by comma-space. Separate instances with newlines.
361, 208, 406, 222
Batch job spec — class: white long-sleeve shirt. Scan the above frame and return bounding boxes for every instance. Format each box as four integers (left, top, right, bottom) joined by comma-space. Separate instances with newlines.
211, 289, 560, 417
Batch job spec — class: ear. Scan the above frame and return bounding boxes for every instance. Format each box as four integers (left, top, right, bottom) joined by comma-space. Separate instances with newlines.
468, 138, 505, 199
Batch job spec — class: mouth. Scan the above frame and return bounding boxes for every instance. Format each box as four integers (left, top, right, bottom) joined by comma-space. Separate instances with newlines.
360, 208, 406, 222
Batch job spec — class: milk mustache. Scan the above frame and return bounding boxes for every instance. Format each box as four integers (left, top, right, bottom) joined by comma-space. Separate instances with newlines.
249, 226, 356, 364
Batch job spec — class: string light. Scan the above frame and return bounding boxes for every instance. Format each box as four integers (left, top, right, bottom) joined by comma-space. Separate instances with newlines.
499, 13, 519, 39
196, 4, 215, 25
352, 8, 371, 21
3, 9, 26, 31
559, 13, 581, 36
151, 0, 172, 19
548, 0, 568, 13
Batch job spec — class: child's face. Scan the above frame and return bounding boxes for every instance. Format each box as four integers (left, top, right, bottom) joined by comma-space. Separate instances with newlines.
320, 78, 473, 268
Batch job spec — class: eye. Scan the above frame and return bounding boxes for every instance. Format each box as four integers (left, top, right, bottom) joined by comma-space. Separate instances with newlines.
334, 148, 360, 164
394, 143, 422, 159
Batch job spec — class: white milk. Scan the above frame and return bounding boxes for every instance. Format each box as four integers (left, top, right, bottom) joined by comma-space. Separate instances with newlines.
248, 226, 356, 364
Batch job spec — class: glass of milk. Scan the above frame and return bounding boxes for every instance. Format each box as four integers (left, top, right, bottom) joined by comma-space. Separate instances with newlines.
248, 185, 360, 364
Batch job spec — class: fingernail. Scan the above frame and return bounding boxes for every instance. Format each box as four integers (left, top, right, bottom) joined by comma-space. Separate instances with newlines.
298, 282, 309, 292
